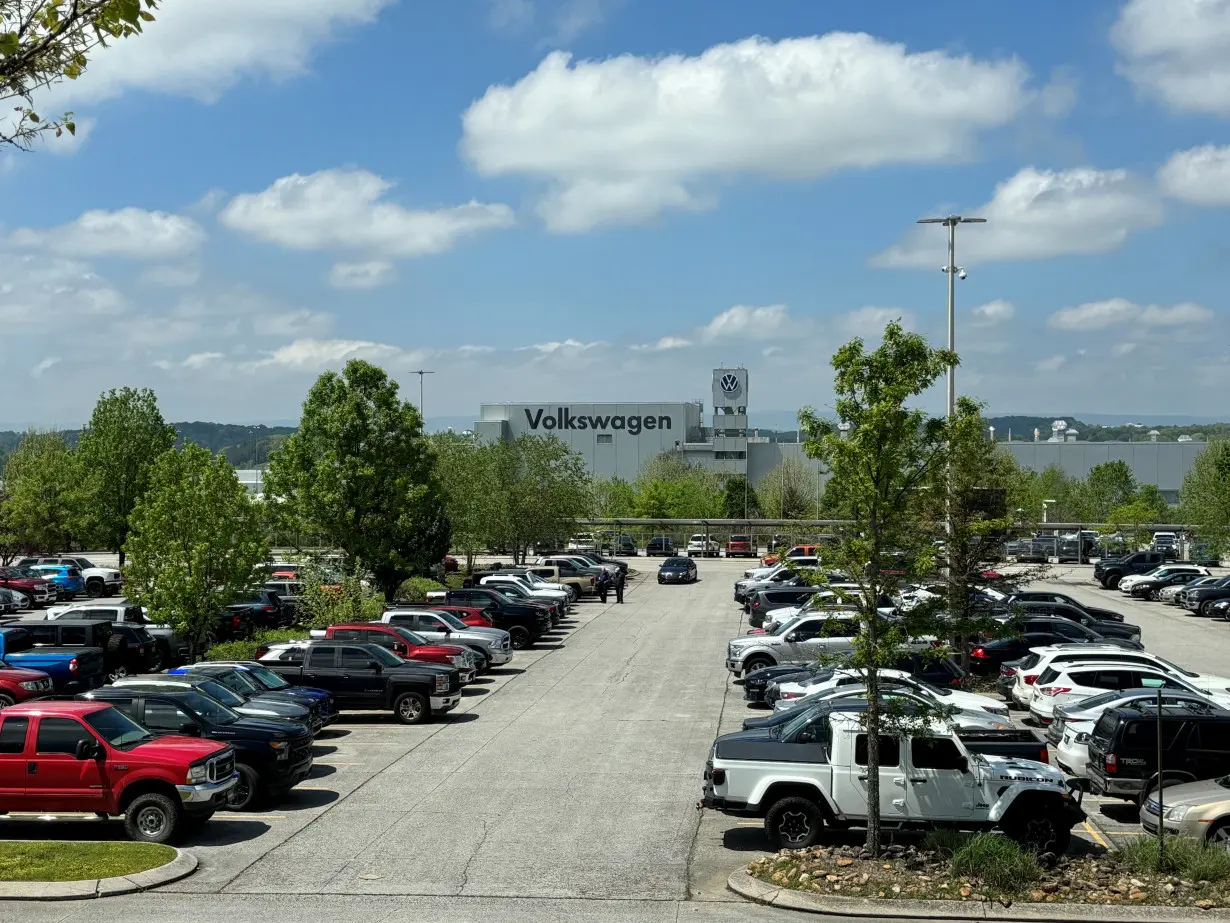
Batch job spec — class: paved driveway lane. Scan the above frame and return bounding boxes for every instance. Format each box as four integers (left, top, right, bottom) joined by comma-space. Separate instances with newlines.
219, 563, 740, 901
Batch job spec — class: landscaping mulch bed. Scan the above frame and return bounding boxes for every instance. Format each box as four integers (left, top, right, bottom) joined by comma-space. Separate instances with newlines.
749, 841, 1228, 910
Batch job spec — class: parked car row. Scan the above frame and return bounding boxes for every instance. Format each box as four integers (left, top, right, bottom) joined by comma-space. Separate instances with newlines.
1109, 566, 1230, 619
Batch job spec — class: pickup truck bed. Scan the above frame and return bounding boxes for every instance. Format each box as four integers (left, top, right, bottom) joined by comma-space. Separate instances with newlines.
957, 729, 1050, 763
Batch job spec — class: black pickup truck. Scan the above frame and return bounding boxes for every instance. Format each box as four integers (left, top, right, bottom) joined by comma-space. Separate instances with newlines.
1093, 551, 1166, 590
80, 686, 313, 811
425, 588, 550, 649
258, 641, 462, 724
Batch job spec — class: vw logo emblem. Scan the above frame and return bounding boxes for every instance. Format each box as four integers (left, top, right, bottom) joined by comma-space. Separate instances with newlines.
720, 374, 741, 394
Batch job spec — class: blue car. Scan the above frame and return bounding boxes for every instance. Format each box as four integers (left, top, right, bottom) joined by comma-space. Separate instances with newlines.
171, 661, 339, 726
29, 564, 84, 600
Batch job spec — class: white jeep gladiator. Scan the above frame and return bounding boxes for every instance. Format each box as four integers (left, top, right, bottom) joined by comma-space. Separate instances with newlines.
701, 709, 1083, 854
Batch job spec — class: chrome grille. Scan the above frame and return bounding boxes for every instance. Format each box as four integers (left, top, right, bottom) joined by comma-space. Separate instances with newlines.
209, 751, 236, 782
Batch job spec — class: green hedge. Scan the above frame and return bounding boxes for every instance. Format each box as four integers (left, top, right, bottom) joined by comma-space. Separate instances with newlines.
395, 576, 445, 603
203, 628, 307, 662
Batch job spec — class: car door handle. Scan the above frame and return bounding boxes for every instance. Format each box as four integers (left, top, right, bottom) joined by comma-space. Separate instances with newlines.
857, 774, 869, 781
27, 762, 36, 775
908, 777, 928, 783
340, 674, 350, 680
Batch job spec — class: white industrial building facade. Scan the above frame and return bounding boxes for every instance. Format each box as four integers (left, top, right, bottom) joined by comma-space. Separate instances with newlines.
472, 367, 1205, 503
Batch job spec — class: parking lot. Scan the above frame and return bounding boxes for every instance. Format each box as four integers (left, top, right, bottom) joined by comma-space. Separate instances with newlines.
2, 555, 1226, 921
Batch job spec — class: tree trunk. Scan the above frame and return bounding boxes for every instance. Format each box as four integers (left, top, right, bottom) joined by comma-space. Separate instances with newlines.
864, 509, 883, 856
118, 548, 126, 567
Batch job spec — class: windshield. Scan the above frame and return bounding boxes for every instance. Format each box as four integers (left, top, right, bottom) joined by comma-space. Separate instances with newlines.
436, 611, 469, 631
195, 679, 247, 707
179, 691, 240, 725
369, 645, 405, 667
85, 706, 154, 749
244, 665, 291, 690
1217, 775, 1230, 790
780, 704, 826, 740
1072, 689, 1133, 712
1153, 655, 1198, 678
75, 558, 97, 568
393, 626, 428, 645
770, 615, 805, 636
224, 670, 264, 694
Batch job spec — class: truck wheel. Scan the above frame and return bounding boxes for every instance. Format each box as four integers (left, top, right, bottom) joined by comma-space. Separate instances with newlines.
1201, 600, 1216, 617
0, 694, 14, 710
148, 643, 169, 672
508, 626, 531, 650
1002, 811, 1070, 855
393, 691, 428, 725
86, 580, 104, 599
124, 792, 181, 844
1105, 574, 1122, 590
742, 655, 773, 674
764, 796, 824, 849
225, 763, 263, 811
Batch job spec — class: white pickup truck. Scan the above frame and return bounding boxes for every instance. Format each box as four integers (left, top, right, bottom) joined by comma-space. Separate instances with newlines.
701, 709, 1083, 854
686, 535, 721, 558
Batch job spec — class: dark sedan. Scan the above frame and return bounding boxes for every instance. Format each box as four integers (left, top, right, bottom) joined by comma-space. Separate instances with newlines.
657, 557, 697, 584
1009, 601, 1142, 644
1128, 570, 1204, 600
741, 663, 831, 703
1007, 591, 1126, 623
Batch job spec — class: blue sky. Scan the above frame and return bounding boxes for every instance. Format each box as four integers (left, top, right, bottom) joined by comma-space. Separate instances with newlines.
3, 0, 1229, 426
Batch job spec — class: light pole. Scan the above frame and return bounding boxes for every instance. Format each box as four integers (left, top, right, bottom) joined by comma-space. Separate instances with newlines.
409, 370, 435, 424
1043, 499, 1056, 524
917, 215, 985, 418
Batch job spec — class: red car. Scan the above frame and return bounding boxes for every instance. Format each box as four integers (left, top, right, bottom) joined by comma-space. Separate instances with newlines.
0, 663, 53, 707
322, 623, 477, 683
0, 567, 55, 607
0, 700, 236, 841
726, 535, 754, 558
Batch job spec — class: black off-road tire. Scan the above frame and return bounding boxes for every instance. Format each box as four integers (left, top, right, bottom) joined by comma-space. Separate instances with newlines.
1002, 809, 1071, 855
508, 626, 531, 650
764, 796, 825, 849
86, 580, 105, 599
225, 763, 263, 812
1105, 573, 1122, 590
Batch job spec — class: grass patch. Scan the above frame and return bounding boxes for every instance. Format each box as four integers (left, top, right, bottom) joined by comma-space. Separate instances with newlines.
1119, 835, 1230, 882
0, 842, 176, 882
949, 834, 1041, 894
921, 828, 969, 859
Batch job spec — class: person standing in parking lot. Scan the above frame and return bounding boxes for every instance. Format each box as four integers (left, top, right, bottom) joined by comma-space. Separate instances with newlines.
615, 569, 625, 604
597, 570, 611, 603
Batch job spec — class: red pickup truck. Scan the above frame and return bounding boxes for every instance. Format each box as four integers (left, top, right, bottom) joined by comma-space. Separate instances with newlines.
319, 624, 477, 683
0, 701, 237, 842
0, 662, 53, 707
386, 603, 493, 628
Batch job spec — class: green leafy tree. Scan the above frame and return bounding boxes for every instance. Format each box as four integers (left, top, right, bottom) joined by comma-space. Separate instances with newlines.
924, 397, 1044, 673
1179, 440, 1230, 555
1075, 460, 1137, 522
1109, 485, 1171, 546
632, 452, 722, 518
0, 0, 159, 149
758, 456, 819, 519
1, 429, 83, 552
75, 387, 176, 565
720, 473, 761, 519
431, 431, 495, 572
123, 445, 267, 659
593, 476, 636, 518
264, 360, 452, 601
487, 435, 592, 562
297, 566, 384, 629
798, 321, 955, 855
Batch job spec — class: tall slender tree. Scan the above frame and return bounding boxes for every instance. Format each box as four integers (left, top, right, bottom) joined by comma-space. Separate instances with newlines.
1, 429, 82, 553
76, 387, 176, 565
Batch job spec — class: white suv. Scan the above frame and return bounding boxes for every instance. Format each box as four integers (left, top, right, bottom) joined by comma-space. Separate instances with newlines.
1028, 661, 1230, 725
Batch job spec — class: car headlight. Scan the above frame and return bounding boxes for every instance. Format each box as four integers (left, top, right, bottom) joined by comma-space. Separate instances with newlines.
450, 655, 466, 666
187, 763, 209, 783
270, 740, 290, 759
1165, 805, 1190, 821
1073, 732, 1090, 743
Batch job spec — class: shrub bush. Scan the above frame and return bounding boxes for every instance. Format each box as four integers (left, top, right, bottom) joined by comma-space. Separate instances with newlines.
396, 576, 445, 603
1119, 835, 1230, 881
202, 628, 307, 663
949, 834, 1041, 893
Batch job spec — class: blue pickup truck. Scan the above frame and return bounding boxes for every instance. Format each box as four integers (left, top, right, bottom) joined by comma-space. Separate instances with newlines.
0, 626, 105, 692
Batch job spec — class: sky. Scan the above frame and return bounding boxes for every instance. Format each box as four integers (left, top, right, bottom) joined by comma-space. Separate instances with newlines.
3, 0, 1230, 427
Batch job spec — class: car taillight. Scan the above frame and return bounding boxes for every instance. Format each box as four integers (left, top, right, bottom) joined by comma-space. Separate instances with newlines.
1037, 748, 1049, 763
233, 615, 241, 628
261, 605, 276, 612
1105, 752, 1117, 774
971, 647, 987, 659
711, 768, 726, 785
782, 691, 799, 699
69, 657, 78, 673
1024, 674, 1038, 685
255, 646, 270, 658
1037, 686, 1070, 697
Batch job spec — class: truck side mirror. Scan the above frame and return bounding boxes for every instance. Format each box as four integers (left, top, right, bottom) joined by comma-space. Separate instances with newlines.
955, 756, 969, 774
785, 632, 798, 642
74, 738, 102, 760
366, 660, 382, 672
178, 723, 201, 737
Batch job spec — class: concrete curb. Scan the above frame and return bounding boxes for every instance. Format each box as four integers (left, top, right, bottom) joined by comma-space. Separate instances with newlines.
727, 870, 1220, 922
0, 846, 196, 901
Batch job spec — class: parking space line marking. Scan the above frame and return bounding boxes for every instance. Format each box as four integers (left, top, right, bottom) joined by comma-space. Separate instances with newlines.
1082, 822, 1109, 848
225, 814, 288, 820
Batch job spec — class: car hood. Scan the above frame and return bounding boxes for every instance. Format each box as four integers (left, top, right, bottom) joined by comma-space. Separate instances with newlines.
412, 643, 471, 658
221, 715, 311, 738
129, 734, 231, 762
1187, 673, 1230, 693
945, 690, 1008, 712
714, 727, 784, 759
0, 666, 49, 682
445, 627, 509, 644
235, 699, 308, 719
973, 753, 1067, 786
729, 634, 778, 647
1146, 777, 1230, 807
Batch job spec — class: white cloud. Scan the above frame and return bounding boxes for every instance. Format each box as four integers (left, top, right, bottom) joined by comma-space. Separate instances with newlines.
182, 352, 225, 370
970, 299, 1015, 326
1158, 145, 1230, 205
523, 339, 603, 354
253, 338, 410, 370
139, 265, 201, 287
872, 167, 1163, 267
1035, 354, 1066, 372
701, 304, 790, 341
489, 0, 535, 30
0, 254, 129, 324
46, 0, 395, 108
1112, 342, 1138, 357
328, 261, 396, 290
462, 34, 1032, 231
31, 357, 60, 378
632, 336, 692, 351
220, 169, 514, 260
1111, 0, 1230, 116
8, 208, 206, 260
841, 306, 914, 338
1048, 298, 1213, 331
549, 0, 614, 44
